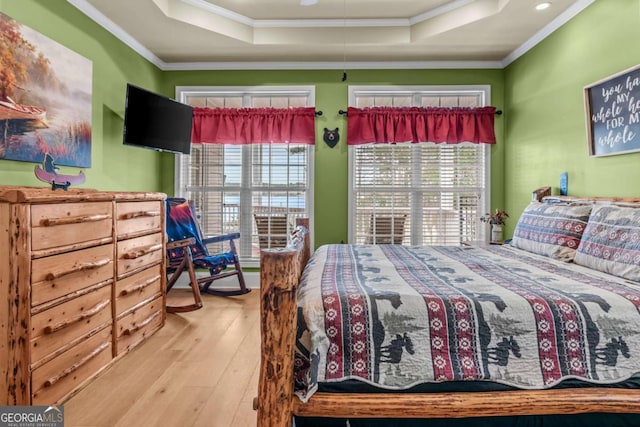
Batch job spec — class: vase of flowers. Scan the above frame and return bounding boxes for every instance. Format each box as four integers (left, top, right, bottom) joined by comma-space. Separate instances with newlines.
480, 209, 509, 243
491, 224, 503, 243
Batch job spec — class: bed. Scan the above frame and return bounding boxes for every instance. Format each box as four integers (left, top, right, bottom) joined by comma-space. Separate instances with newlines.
256, 188, 640, 427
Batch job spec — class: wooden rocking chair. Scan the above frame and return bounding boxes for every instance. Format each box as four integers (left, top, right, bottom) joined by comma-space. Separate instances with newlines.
165, 198, 249, 313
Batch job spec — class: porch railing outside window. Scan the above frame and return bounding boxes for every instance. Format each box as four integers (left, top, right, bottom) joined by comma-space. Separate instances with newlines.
349, 86, 491, 245
175, 87, 314, 265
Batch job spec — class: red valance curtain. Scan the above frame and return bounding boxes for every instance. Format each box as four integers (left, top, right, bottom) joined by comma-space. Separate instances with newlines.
191, 106, 316, 144
346, 106, 497, 145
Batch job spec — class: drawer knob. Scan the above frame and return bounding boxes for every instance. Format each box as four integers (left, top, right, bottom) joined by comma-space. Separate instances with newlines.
45, 258, 111, 281
41, 213, 110, 227
119, 210, 161, 220
44, 341, 110, 387
122, 310, 161, 336
120, 274, 161, 296
43, 300, 110, 334
122, 243, 162, 260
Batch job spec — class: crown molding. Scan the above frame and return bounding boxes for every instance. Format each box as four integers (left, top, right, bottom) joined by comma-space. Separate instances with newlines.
253, 18, 409, 28
409, 0, 476, 25
161, 60, 504, 71
67, 0, 165, 69
66, 0, 594, 72
180, 0, 254, 25
181, 0, 472, 28
501, 0, 596, 67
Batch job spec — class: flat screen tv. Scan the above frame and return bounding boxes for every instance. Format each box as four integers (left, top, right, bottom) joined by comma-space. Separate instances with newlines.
123, 83, 193, 155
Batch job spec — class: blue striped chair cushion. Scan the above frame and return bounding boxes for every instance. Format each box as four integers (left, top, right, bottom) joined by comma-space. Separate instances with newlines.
511, 202, 592, 261
574, 205, 640, 281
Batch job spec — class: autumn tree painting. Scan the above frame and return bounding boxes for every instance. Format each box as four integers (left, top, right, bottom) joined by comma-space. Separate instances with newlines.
0, 12, 92, 167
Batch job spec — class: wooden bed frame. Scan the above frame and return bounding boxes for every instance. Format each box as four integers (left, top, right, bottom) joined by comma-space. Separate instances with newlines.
256, 190, 640, 427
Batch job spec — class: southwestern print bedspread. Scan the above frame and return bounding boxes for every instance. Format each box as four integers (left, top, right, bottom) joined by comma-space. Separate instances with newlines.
294, 244, 640, 402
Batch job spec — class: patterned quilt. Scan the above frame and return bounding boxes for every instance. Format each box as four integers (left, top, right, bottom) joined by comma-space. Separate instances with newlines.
294, 244, 640, 402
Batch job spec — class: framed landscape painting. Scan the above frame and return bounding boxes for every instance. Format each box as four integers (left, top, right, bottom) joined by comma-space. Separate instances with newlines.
0, 12, 92, 167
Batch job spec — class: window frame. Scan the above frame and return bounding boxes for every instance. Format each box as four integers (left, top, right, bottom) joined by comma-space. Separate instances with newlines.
347, 85, 492, 245
174, 86, 315, 267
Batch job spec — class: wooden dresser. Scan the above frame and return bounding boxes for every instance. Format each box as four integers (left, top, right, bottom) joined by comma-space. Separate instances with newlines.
0, 186, 166, 405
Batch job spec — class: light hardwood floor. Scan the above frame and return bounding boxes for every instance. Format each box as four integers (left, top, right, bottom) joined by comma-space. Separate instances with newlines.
64, 290, 260, 427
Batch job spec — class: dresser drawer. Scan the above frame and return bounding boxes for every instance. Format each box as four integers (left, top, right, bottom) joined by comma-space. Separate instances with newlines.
117, 232, 163, 277
115, 295, 163, 355
31, 326, 112, 406
115, 264, 163, 316
31, 244, 114, 306
116, 201, 162, 239
31, 202, 113, 251
31, 285, 112, 367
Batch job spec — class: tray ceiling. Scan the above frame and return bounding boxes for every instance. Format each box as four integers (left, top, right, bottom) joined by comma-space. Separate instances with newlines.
68, 0, 595, 70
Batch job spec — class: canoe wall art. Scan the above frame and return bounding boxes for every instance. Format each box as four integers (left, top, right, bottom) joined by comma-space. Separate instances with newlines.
0, 12, 92, 168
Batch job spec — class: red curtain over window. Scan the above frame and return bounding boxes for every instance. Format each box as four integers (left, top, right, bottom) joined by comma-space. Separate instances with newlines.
346, 106, 497, 145
191, 107, 316, 145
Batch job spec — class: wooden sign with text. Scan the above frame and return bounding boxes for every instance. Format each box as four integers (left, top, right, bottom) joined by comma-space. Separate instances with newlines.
584, 64, 640, 157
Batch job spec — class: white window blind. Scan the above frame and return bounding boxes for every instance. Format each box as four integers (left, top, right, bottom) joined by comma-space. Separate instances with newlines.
349, 86, 491, 245
175, 87, 314, 265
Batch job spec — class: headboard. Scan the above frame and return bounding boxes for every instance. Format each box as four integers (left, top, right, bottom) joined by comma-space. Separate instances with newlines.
532, 186, 640, 206
532, 186, 552, 202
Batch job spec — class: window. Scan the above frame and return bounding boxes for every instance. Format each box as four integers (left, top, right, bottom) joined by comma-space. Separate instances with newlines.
175, 86, 314, 265
349, 86, 491, 245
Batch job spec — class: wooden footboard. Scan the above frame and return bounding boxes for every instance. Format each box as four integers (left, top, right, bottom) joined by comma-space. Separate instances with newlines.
258, 219, 309, 427
256, 212, 640, 427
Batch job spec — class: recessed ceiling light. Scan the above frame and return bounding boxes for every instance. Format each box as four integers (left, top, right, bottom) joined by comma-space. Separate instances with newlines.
535, 2, 552, 10
300, 0, 318, 5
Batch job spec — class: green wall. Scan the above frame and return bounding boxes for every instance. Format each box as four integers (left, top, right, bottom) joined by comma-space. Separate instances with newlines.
0, 0, 167, 191
0, 1, 507, 247
504, 0, 640, 236
6, 0, 637, 246
163, 69, 505, 246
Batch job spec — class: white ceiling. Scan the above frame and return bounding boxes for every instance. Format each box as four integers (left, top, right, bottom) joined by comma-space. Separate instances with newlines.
67, 0, 595, 70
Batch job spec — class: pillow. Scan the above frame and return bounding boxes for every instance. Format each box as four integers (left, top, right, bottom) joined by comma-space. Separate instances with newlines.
574, 205, 640, 281
510, 201, 592, 261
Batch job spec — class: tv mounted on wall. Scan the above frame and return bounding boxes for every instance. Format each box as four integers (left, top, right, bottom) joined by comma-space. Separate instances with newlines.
123, 83, 193, 155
